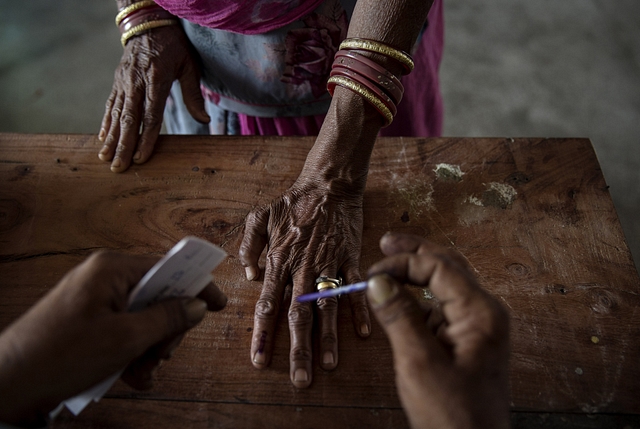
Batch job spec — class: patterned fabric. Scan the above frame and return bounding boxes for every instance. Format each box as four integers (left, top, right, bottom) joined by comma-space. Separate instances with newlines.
165, 0, 444, 137
155, 0, 325, 34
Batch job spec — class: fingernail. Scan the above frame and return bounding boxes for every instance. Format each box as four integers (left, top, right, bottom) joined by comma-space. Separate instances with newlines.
98, 146, 109, 161
360, 323, 370, 336
323, 351, 334, 365
184, 298, 207, 325
294, 368, 308, 382
111, 157, 121, 169
245, 266, 258, 281
133, 150, 142, 161
98, 129, 106, 141
367, 274, 399, 305
253, 351, 265, 364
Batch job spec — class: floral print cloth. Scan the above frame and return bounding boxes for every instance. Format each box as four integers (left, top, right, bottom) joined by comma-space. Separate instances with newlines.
164, 0, 444, 137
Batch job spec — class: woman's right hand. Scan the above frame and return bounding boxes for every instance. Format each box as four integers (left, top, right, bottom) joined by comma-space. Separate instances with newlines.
98, 25, 210, 173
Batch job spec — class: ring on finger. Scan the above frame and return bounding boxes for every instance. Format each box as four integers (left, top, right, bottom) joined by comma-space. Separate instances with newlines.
315, 276, 342, 291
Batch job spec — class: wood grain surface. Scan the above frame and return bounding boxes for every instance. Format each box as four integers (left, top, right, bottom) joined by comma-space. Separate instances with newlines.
0, 133, 638, 427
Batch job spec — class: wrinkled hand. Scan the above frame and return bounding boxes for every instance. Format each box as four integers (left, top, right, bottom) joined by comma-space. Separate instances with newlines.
0, 251, 226, 427
366, 233, 510, 429
98, 25, 210, 173
240, 177, 371, 388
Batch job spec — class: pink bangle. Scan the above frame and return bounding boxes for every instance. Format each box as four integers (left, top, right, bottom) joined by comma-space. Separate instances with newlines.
119, 7, 176, 34
333, 51, 404, 104
329, 68, 397, 117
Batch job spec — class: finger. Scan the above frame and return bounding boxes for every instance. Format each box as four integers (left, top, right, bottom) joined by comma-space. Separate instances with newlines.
315, 270, 339, 371
179, 61, 210, 124
343, 263, 370, 338
100, 94, 125, 162
134, 79, 170, 164
380, 232, 469, 268
123, 297, 207, 359
122, 349, 161, 391
156, 333, 185, 360
197, 281, 228, 311
367, 251, 508, 346
366, 274, 447, 370
239, 207, 270, 281
70, 252, 158, 298
378, 231, 436, 256
250, 255, 287, 369
111, 86, 145, 173
99, 87, 117, 142
289, 268, 315, 387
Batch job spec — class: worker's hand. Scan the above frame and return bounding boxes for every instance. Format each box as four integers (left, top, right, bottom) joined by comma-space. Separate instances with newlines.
239, 174, 371, 388
98, 25, 210, 173
367, 233, 510, 429
0, 251, 226, 427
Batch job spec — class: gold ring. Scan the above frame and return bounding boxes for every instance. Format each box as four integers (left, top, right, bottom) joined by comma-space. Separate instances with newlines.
315, 276, 342, 291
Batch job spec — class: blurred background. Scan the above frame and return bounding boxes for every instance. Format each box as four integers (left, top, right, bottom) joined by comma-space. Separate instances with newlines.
0, 0, 638, 269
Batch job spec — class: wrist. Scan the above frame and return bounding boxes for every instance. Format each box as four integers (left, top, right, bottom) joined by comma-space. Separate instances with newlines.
299, 86, 382, 191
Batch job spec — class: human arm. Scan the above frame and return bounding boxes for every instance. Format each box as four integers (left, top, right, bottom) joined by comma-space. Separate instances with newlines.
0, 251, 226, 427
98, 0, 210, 173
239, 0, 435, 388
366, 232, 511, 429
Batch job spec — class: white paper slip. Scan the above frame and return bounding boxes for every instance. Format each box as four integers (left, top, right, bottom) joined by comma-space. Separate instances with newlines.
56, 236, 227, 417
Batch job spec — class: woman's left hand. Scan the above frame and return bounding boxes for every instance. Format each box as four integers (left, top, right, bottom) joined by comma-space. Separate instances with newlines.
240, 172, 371, 388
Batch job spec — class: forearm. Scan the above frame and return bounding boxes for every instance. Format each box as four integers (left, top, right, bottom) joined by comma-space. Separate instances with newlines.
306, 0, 435, 185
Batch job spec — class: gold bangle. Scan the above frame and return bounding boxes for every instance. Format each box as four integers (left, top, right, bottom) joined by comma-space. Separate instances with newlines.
115, 0, 158, 26
339, 38, 414, 73
328, 75, 394, 126
120, 19, 178, 47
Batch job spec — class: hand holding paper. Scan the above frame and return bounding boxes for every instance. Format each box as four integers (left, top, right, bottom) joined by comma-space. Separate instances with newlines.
0, 237, 227, 427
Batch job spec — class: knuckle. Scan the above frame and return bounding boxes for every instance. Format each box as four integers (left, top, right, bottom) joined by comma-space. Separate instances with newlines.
321, 332, 338, 346
290, 346, 312, 362
255, 296, 279, 319
120, 113, 138, 128
316, 296, 338, 312
143, 112, 162, 128
288, 304, 312, 327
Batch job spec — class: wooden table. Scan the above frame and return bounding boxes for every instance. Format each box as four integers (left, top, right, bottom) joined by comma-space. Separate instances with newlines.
1, 134, 638, 428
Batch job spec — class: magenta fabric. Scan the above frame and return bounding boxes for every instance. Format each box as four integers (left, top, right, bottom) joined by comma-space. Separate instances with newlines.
240, 113, 326, 135
238, 0, 444, 137
155, 0, 325, 35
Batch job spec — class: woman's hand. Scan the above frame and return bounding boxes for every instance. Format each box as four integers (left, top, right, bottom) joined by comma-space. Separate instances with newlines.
0, 251, 226, 427
240, 173, 371, 388
367, 233, 511, 429
98, 25, 210, 173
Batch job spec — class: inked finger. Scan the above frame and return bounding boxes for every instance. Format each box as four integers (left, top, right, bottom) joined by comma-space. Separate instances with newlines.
289, 268, 316, 387
250, 257, 287, 369
239, 206, 270, 281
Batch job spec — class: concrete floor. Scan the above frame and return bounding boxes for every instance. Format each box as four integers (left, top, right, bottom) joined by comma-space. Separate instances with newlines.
0, 0, 639, 270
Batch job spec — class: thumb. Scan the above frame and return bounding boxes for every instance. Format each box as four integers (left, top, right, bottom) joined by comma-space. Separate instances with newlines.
125, 298, 208, 357
367, 275, 442, 367
179, 61, 210, 124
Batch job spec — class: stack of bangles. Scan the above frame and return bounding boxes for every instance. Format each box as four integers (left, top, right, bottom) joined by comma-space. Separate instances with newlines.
115, 0, 178, 47
327, 38, 414, 127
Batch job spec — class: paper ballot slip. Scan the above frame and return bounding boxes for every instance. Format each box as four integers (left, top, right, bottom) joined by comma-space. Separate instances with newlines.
58, 237, 227, 417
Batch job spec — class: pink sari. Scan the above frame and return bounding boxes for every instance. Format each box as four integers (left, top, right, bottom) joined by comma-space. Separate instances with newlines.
155, 0, 325, 35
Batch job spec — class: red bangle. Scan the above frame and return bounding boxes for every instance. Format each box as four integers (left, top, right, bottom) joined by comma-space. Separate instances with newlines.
329, 68, 397, 117
333, 51, 404, 104
119, 7, 175, 34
